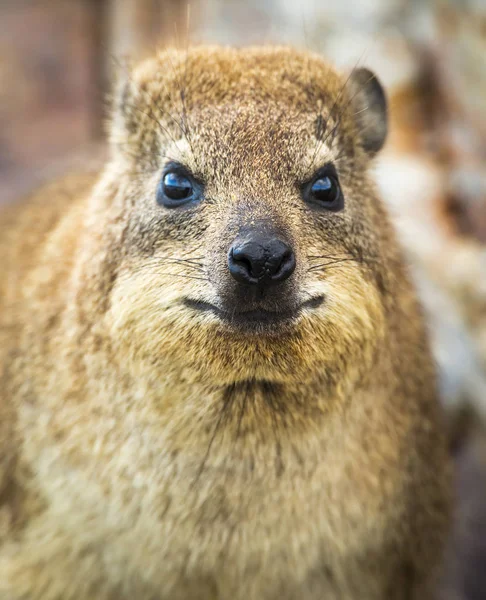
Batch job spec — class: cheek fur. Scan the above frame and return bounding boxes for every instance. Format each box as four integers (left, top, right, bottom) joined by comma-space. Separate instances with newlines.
107, 258, 385, 390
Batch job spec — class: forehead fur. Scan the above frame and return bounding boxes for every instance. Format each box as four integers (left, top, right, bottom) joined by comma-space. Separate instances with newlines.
135, 45, 344, 108
112, 45, 364, 182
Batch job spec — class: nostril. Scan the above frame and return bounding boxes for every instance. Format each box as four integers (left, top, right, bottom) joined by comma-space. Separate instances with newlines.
228, 247, 260, 285
272, 248, 296, 281
232, 251, 254, 277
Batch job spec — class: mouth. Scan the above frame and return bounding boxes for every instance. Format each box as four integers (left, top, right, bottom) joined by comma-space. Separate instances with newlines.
183, 296, 324, 330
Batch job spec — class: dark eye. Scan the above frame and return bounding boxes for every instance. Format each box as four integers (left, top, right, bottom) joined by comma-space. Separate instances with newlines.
304, 167, 343, 211
157, 169, 199, 207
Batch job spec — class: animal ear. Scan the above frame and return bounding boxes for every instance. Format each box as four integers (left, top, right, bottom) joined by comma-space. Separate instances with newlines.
109, 57, 136, 142
348, 68, 387, 157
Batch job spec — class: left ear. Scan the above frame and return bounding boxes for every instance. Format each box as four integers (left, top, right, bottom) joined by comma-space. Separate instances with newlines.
348, 68, 388, 157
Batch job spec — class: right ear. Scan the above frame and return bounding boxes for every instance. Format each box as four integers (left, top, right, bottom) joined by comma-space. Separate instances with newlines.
348, 67, 388, 157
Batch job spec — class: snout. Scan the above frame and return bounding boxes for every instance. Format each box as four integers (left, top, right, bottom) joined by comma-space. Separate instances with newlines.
228, 234, 296, 289
183, 224, 324, 331
213, 228, 302, 328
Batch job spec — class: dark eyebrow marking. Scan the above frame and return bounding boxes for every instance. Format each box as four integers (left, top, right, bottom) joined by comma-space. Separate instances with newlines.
314, 114, 327, 141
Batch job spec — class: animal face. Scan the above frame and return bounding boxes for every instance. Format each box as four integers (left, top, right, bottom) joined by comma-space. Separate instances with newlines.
103, 46, 391, 386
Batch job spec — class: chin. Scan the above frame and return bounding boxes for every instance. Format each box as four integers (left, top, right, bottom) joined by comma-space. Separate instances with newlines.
175, 307, 334, 385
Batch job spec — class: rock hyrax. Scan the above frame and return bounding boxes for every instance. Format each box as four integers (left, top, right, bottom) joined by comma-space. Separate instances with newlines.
0, 46, 451, 600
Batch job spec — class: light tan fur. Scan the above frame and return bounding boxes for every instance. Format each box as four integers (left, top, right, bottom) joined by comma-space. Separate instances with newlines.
0, 46, 450, 599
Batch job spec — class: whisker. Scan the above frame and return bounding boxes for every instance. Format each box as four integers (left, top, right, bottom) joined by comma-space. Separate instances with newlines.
310, 45, 372, 168
171, 258, 204, 266
156, 257, 204, 267
307, 257, 379, 273
307, 254, 351, 260
322, 72, 376, 153
149, 272, 208, 282
165, 50, 198, 167
106, 49, 187, 149
307, 258, 362, 272
124, 266, 209, 282
118, 99, 183, 152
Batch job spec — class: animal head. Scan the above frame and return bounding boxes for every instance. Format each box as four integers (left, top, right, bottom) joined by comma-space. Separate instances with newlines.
93, 46, 393, 388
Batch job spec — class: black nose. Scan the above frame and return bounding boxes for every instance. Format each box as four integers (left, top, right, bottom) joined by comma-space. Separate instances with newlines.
228, 236, 296, 287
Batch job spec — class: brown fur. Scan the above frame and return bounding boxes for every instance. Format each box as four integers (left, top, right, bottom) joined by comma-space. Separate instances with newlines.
0, 46, 451, 599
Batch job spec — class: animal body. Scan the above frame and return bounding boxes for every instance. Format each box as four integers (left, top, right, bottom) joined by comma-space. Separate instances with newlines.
0, 46, 451, 599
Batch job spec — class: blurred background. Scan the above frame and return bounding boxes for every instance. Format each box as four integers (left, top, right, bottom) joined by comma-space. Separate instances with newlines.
1, 0, 485, 596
